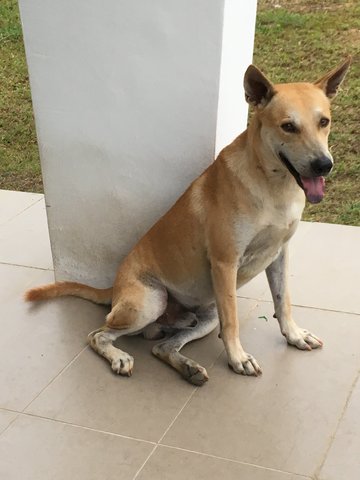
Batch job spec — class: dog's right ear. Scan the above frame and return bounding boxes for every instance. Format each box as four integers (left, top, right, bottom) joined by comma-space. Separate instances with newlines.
314, 57, 351, 99
244, 65, 275, 107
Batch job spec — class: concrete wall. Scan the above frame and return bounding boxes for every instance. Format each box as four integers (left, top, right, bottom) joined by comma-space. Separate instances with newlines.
216, 0, 258, 154
19, 0, 257, 287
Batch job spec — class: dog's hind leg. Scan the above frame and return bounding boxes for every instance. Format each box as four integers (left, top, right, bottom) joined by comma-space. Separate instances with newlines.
88, 280, 167, 376
152, 304, 218, 386
88, 326, 136, 376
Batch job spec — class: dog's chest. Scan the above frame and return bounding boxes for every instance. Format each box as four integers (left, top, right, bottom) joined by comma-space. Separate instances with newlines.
236, 211, 300, 285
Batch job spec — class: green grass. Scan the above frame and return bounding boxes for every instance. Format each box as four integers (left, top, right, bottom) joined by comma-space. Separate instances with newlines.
0, 0, 42, 192
253, 0, 360, 225
0, 0, 359, 224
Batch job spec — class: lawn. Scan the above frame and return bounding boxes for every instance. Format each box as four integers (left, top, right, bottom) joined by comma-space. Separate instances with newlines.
0, 0, 42, 192
0, 0, 359, 224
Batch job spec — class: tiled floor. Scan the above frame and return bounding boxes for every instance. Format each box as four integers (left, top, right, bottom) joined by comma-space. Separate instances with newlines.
0, 190, 359, 480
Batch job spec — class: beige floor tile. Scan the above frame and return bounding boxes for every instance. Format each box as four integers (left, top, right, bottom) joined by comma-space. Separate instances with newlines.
161, 302, 360, 477
0, 263, 53, 303
319, 375, 360, 480
262, 222, 360, 314
0, 414, 154, 480
23, 331, 223, 442
0, 190, 42, 226
26, 299, 257, 442
0, 409, 17, 435
286, 220, 315, 252
0, 198, 53, 269
0, 268, 108, 410
137, 445, 309, 479
27, 344, 197, 442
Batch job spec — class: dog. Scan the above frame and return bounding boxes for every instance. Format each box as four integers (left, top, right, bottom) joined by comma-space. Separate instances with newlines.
25, 58, 350, 386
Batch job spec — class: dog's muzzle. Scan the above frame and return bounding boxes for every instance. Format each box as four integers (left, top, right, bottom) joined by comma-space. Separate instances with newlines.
278, 151, 330, 204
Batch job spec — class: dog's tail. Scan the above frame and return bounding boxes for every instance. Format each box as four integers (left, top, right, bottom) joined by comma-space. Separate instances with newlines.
24, 281, 113, 305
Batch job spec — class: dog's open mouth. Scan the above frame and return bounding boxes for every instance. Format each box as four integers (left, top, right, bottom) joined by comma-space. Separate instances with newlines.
278, 151, 325, 204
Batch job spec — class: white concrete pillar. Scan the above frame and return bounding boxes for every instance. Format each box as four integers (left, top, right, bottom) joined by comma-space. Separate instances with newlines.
19, 0, 257, 286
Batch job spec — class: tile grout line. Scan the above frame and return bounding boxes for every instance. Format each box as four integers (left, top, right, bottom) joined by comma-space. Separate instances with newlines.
0, 406, 24, 438
18, 411, 157, 447
0, 194, 44, 226
158, 386, 200, 445
313, 367, 360, 479
156, 299, 260, 446
129, 387, 200, 480
0, 411, 22, 439
290, 302, 360, 317
132, 445, 158, 480
133, 296, 342, 479
0, 261, 54, 272
159, 444, 311, 479
0, 406, 23, 414
9, 404, 310, 479
237, 295, 360, 317
129, 302, 259, 479
21, 345, 90, 413
133, 299, 320, 479
129, 300, 262, 476
1, 301, 258, 457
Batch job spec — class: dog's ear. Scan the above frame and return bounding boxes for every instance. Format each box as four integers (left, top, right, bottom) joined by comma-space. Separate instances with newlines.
244, 65, 275, 107
314, 57, 351, 99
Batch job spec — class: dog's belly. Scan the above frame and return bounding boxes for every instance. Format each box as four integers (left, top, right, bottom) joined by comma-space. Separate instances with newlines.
167, 276, 214, 309
167, 253, 276, 309
167, 246, 282, 308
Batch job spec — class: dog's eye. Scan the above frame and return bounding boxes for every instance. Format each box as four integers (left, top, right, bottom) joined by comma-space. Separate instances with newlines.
319, 117, 330, 128
281, 122, 297, 133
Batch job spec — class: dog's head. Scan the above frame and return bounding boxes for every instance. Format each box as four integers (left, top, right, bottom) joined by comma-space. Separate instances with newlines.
244, 58, 351, 203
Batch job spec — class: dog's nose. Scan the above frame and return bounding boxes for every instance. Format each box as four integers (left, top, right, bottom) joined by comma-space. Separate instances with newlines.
310, 156, 333, 176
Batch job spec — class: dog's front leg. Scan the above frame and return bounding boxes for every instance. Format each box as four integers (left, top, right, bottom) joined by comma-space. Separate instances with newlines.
266, 245, 323, 350
211, 260, 262, 376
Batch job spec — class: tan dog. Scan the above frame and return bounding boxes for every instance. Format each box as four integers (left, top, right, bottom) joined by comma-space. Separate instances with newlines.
25, 59, 350, 385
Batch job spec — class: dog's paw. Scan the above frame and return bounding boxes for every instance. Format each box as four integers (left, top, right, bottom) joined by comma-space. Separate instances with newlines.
184, 362, 209, 386
284, 326, 323, 350
111, 353, 134, 376
228, 353, 262, 377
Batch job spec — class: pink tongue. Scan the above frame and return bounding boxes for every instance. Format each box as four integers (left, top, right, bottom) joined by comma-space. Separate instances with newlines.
300, 176, 325, 204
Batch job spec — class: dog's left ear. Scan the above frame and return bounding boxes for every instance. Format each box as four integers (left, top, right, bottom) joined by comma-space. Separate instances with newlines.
244, 65, 275, 107
314, 57, 351, 99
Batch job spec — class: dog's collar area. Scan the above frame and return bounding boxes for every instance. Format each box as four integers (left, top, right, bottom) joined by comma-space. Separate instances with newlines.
278, 151, 304, 190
